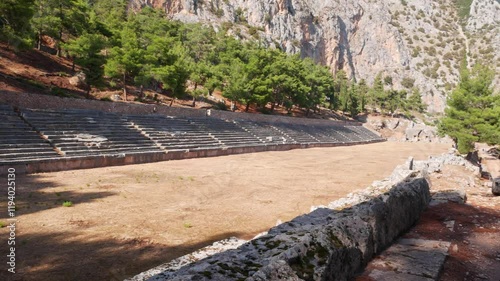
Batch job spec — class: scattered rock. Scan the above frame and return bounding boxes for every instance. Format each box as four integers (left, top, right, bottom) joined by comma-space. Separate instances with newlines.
444, 220, 456, 232
68, 72, 86, 88
431, 190, 467, 206
492, 178, 500, 196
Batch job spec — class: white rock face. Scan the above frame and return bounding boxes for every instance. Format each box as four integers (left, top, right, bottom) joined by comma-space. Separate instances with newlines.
466, 0, 500, 92
128, 0, 499, 113
467, 0, 500, 31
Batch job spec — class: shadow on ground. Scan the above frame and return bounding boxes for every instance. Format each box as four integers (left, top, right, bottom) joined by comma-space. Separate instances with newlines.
0, 173, 116, 217
0, 229, 243, 281
404, 201, 500, 281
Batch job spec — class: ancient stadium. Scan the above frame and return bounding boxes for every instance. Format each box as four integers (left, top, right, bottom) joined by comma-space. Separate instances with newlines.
0, 92, 467, 281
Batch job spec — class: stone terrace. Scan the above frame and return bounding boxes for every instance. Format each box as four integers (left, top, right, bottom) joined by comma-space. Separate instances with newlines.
0, 105, 383, 173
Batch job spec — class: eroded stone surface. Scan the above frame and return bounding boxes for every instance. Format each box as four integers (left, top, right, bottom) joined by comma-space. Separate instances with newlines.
144, 173, 431, 281
367, 239, 450, 280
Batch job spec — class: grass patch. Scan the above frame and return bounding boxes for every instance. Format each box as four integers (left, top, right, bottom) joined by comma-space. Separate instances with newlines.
454, 0, 473, 19
62, 201, 73, 207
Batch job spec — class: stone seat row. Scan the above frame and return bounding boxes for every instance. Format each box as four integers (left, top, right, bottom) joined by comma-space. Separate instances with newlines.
0, 106, 60, 162
0, 106, 383, 162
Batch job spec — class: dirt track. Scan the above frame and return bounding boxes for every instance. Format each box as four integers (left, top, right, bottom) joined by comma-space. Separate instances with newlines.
0, 142, 451, 280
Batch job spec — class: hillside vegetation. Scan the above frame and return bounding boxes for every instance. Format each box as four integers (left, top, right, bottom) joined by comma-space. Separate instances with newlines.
0, 0, 498, 151
0, 0, 426, 117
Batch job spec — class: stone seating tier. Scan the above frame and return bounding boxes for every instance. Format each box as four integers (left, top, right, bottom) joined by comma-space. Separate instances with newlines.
0, 106, 384, 167
0, 106, 59, 162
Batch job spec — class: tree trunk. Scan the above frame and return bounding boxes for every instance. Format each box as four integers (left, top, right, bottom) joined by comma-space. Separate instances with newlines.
86, 84, 91, 99
192, 82, 197, 107
37, 31, 42, 50
123, 72, 127, 101
57, 4, 63, 57
139, 85, 144, 100
169, 98, 174, 107
245, 102, 250, 112
270, 102, 275, 112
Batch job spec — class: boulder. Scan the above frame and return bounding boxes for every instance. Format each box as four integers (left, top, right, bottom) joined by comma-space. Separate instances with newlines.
493, 178, 500, 196
68, 72, 86, 88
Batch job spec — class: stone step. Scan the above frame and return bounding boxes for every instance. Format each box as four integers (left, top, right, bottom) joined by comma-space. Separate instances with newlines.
0, 143, 51, 148
0, 138, 48, 144
162, 143, 222, 150
212, 134, 259, 139
0, 133, 43, 139
55, 143, 159, 151
62, 147, 162, 156
0, 128, 38, 134
155, 139, 219, 144
0, 147, 56, 154
0, 150, 59, 158
357, 239, 451, 281
53, 140, 155, 147
48, 135, 149, 141
0, 155, 62, 163
148, 132, 212, 137
37, 125, 138, 130
228, 141, 270, 147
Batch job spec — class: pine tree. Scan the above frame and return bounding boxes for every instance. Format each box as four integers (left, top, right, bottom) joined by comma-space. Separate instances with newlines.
406, 87, 425, 113
104, 24, 144, 100
334, 70, 348, 112
357, 79, 369, 113
32, 0, 88, 54
64, 33, 106, 97
0, 0, 35, 47
438, 64, 500, 153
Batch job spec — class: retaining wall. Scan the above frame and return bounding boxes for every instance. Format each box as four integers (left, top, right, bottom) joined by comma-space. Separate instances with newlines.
0, 91, 360, 126
146, 171, 431, 281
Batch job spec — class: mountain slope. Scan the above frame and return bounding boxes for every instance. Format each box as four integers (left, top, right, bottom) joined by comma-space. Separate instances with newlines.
129, 0, 499, 113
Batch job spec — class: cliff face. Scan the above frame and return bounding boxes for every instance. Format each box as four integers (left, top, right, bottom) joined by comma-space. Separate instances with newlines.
128, 0, 499, 113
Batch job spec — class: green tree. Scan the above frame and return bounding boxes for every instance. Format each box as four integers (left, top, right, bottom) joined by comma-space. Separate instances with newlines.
335, 70, 349, 112
357, 79, 369, 112
91, 0, 127, 39
32, 0, 88, 54
386, 89, 405, 115
438, 64, 500, 153
406, 87, 425, 113
369, 72, 386, 112
0, 0, 35, 47
301, 58, 333, 116
104, 24, 144, 100
64, 33, 106, 97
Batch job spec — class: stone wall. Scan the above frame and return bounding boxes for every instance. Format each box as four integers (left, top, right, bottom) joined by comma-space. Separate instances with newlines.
144, 170, 431, 281
0, 91, 360, 126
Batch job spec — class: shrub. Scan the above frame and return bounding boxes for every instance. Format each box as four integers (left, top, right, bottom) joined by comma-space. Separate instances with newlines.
62, 201, 73, 207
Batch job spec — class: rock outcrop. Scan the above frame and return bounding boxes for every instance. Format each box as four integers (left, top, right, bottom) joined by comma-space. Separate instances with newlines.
128, 0, 499, 113
365, 115, 453, 143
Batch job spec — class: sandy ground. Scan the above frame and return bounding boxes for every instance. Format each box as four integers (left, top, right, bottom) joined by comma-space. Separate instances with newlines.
0, 142, 451, 281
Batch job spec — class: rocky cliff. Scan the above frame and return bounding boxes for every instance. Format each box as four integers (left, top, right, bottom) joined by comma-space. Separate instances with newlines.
128, 0, 499, 113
